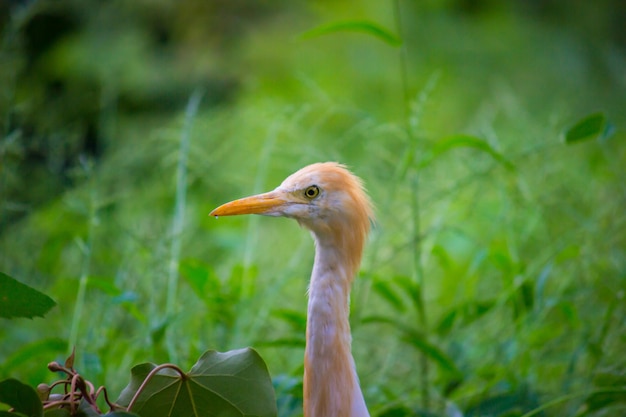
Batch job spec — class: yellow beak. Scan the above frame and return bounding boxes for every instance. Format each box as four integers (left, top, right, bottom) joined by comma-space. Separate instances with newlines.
210, 191, 286, 217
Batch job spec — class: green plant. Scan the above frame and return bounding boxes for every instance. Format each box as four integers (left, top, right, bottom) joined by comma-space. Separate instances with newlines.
0, 348, 275, 417
0, 273, 276, 417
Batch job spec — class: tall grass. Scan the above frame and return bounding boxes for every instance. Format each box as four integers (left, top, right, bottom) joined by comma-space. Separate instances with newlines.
0, 1, 624, 416
164, 89, 204, 362
67, 161, 98, 357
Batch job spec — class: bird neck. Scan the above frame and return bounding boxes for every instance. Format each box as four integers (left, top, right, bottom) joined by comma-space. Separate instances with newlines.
303, 236, 369, 417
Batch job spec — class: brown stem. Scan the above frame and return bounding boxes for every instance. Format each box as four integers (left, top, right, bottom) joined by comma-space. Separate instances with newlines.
48, 379, 70, 392
43, 400, 75, 410
85, 379, 95, 397
126, 364, 187, 412
96, 386, 121, 412
69, 374, 78, 415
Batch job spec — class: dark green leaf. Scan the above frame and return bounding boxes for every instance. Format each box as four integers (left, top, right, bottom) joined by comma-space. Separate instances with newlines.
116, 363, 161, 407
361, 314, 461, 376
436, 300, 496, 336
593, 370, 626, 387
42, 406, 137, 417
360, 314, 404, 329
467, 387, 540, 417
300, 20, 401, 46
564, 112, 614, 144
0, 273, 56, 319
588, 371, 626, 413
420, 135, 515, 170
117, 348, 276, 417
401, 330, 462, 377
76, 398, 102, 417
372, 280, 406, 313
435, 310, 458, 336
43, 410, 70, 417
0, 379, 43, 417
272, 309, 306, 332
393, 276, 423, 315
584, 388, 626, 414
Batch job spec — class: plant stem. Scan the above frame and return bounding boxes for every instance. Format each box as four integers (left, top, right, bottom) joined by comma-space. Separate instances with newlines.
242, 120, 279, 292
393, 0, 430, 409
68, 169, 97, 356
233, 120, 279, 348
126, 363, 187, 412
520, 388, 626, 417
165, 89, 204, 361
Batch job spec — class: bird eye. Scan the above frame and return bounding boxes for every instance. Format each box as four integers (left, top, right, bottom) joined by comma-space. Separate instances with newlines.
304, 185, 320, 199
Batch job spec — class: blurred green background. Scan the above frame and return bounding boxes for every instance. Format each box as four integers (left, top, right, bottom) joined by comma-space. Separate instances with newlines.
1, 0, 625, 416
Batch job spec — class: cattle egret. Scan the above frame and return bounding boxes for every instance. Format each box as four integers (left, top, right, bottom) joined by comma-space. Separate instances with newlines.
211, 162, 373, 417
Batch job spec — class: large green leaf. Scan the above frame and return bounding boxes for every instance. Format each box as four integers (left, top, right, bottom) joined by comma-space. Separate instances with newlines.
300, 20, 401, 46
0, 273, 56, 319
0, 379, 43, 417
117, 348, 276, 417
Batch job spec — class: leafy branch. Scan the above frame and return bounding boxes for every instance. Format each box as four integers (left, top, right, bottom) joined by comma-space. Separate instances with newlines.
0, 348, 276, 417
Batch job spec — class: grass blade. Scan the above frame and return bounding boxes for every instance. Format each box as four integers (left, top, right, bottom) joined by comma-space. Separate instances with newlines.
420, 134, 515, 170
300, 20, 402, 46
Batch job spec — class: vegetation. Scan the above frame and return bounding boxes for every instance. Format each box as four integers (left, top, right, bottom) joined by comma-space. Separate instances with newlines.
1, 1, 625, 416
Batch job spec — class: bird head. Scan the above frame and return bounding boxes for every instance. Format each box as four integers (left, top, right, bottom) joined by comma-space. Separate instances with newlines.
210, 162, 374, 255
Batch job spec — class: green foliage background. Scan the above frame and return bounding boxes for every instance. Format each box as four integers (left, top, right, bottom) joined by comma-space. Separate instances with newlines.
1, 0, 625, 416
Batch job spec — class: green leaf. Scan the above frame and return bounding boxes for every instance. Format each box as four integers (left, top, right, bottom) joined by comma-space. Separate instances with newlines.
272, 309, 306, 332
0, 273, 56, 319
563, 112, 614, 144
43, 410, 70, 417
41, 407, 137, 417
1, 338, 66, 375
360, 316, 461, 377
435, 310, 458, 336
401, 330, 462, 377
586, 371, 626, 413
86, 277, 122, 297
76, 398, 101, 417
0, 379, 43, 417
300, 20, 401, 46
179, 259, 221, 306
371, 280, 406, 313
360, 314, 405, 329
393, 275, 423, 316
117, 348, 276, 417
436, 300, 496, 336
420, 135, 515, 170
